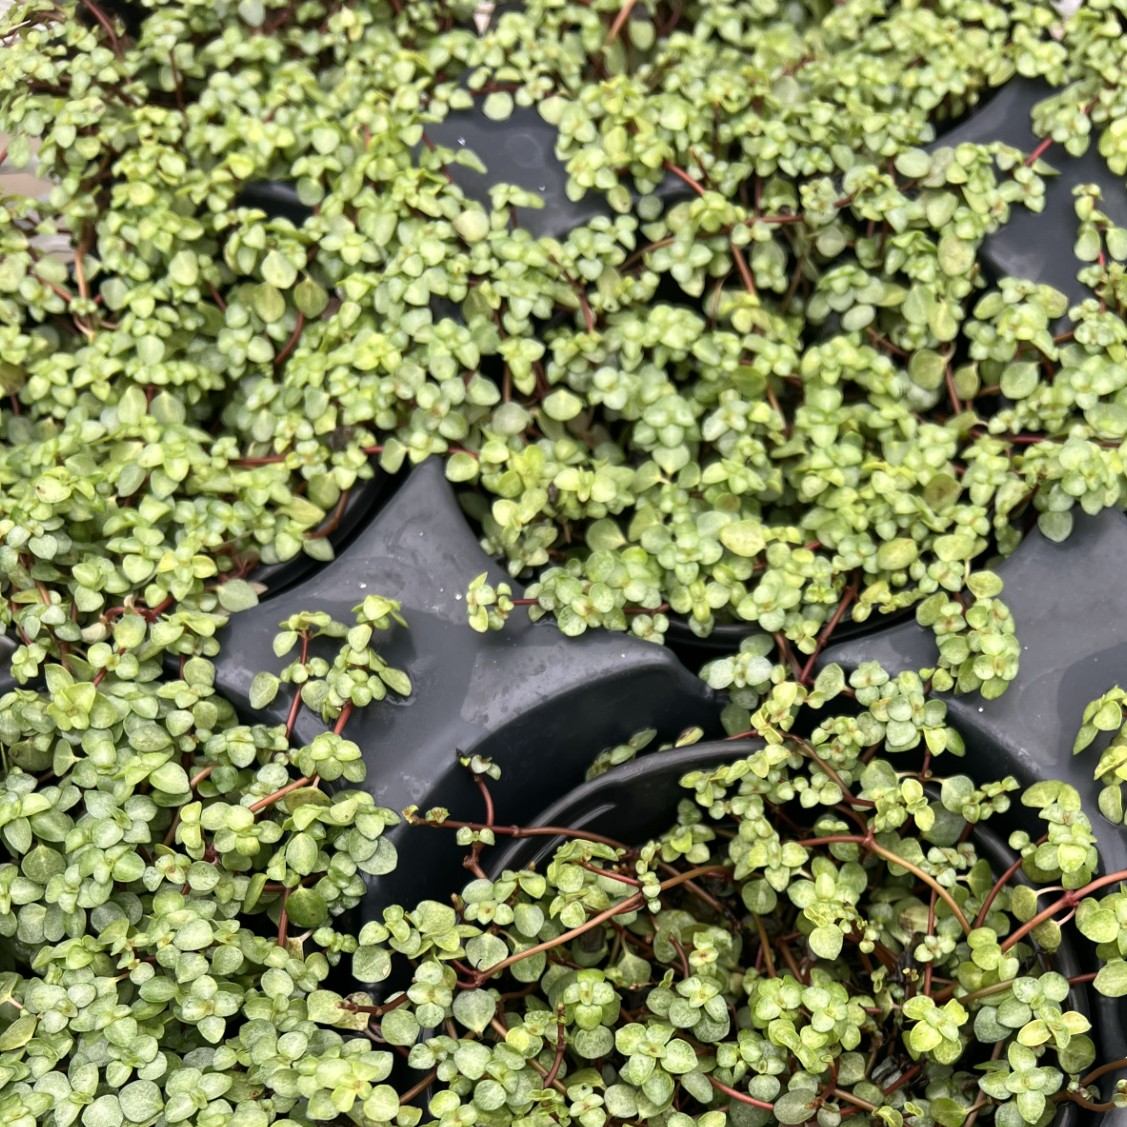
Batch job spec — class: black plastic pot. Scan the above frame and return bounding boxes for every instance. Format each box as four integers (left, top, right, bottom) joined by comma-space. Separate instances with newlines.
0, 637, 14, 695
490, 739, 1127, 1122
664, 607, 917, 671
209, 459, 720, 913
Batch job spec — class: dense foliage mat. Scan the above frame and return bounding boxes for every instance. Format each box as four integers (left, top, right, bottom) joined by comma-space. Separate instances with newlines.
3, 0, 1127, 1125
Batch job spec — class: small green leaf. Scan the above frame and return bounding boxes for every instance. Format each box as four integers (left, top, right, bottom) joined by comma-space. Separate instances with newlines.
542, 389, 584, 421
0, 1013, 37, 1050
150, 761, 190, 794
720, 520, 765, 558
482, 92, 514, 121
261, 250, 298, 289
452, 989, 496, 1033
1095, 959, 1127, 997
249, 671, 280, 709
286, 887, 328, 928
168, 250, 199, 287
217, 579, 259, 613
119, 1080, 163, 1123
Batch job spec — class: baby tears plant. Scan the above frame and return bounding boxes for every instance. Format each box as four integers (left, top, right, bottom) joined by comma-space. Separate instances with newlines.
0, 595, 412, 1127
3, 2, 1127, 1125
3, 0, 1127, 701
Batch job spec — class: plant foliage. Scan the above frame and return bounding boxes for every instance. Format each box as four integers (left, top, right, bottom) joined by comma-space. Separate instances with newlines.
4, 0, 1127, 1124
1, 0, 1127, 686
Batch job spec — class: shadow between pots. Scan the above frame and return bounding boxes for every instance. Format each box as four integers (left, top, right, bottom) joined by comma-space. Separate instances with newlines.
0, 635, 14, 693
663, 608, 918, 672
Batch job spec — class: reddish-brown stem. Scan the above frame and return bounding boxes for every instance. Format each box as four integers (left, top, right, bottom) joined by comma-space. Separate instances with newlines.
249, 774, 317, 814
923, 889, 937, 996
399, 1069, 439, 1105
774, 632, 804, 679
883, 1064, 921, 1096
790, 735, 874, 809
576, 287, 595, 333
799, 579, 858, 683
753, 914, 776, 977
1062, 1092, 1116, 1114
974, 852, 1027, 927
833, 1089, 877, 1112
730, 241, 757, 296
476, 776, 495, 828
344, 993, 411, 1018
41, 278, 74, 303
624, 236, 675, 268
143, 596, 174, 622
866, 328, 909, 358
79, 0, 122, 57
73, 248, 90, 303
1077, 1056, 1127, 1090
1025, 135, 1056, 167
466, 774, 496, 878
190, 766, 215, 789
579, 862, 642, 887
779, 939, 806, 983
945, 362, 963, 415
274, 312, 306, 366
306, 491, 349, 541
544, 1007, 567, 1086
664, 162, 706, 196
708, 1077, 775, 1111
232, 453, 289, 467
277, 888, 290, 946
604, 0, 637, 43
1001, 869, 1127, 951
473, 893, 643, 982
333, 702, 353, 736
285, 634, 310, 740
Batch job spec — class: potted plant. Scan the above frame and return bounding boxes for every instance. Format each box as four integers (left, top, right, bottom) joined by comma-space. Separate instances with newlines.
338, 662, 1127, 1127
4, 1, 1127, 1124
